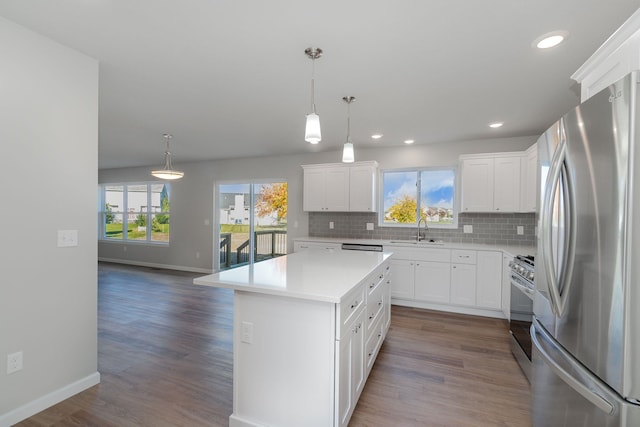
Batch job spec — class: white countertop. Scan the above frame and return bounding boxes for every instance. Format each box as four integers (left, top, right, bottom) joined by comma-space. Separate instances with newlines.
194, 249, 392, 303
294, 236, 535, 257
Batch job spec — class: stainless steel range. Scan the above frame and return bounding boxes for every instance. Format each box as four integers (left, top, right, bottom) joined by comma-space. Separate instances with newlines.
508, 254, 534, 381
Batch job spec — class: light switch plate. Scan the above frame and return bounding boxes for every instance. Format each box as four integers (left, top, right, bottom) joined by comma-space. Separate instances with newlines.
517, 226, 524, 235
57, 230, 78, 247
329, 221, 334, 229
463, 225, 473, 234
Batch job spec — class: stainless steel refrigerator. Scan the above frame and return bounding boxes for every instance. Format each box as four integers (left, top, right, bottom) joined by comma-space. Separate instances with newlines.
532, 71, 640, 426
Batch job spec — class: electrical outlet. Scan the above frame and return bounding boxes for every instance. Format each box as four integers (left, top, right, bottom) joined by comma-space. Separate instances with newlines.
7, 351, 23, 374
463, 225, 473, 233
366, 223, 374, 231
517, 226, 524, 235
196, 251, 200, 259
241, 321, 253, 344
329, 221, 334, 229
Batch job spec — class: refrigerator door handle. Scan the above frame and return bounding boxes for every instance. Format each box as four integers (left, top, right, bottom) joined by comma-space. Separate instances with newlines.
532, 322, 615, 415
540, 126, 576, 317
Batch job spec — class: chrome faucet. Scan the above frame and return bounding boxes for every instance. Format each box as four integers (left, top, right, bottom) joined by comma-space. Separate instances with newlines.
416, 217, 427, 242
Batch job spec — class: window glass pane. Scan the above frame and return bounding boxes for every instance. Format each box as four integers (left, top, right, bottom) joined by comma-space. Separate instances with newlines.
383, 171, 418, 224
127, 184, 148, 213
255, 182, 288, 262
219, 184, 251, 269
129, 214, 147, 240
420, 170, 455, 225
104, 185, 123, 238
151, 213, 169, 242
105, 213, 124, 239
151, 184, 170, 242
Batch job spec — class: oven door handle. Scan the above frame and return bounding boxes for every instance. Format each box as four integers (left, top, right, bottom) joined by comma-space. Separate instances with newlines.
510, 276, 535, 299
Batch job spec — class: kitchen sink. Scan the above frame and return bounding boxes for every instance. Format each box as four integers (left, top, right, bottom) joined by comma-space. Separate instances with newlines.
388, 239, 445, 246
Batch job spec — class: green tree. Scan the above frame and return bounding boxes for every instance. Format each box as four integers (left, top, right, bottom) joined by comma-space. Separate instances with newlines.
387, 195, 418, 223
105, 203, 114, 224
135, 214, 146, 227
156, 185, 170, 224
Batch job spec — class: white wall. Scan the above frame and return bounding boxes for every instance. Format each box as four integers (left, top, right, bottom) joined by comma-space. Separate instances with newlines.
0, 17, 99, 425
98, 135, 535, 272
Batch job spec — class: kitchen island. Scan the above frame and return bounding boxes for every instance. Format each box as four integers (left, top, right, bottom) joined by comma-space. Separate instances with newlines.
194, 249, 392, 427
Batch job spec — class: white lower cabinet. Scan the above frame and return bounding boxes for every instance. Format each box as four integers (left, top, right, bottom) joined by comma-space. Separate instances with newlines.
414, 261, 451, 304
450, 263, 477, 306
336, 309, 365, 427
386, 245, 505, 318
476, 251, 503, 309
389, 258, 415, 299
336, 260, 391, 427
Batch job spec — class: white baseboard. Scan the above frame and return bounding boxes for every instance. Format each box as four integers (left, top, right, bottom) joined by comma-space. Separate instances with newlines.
0, 372, 100, 427
98, 257, 213, 274
391, 298, 505, 319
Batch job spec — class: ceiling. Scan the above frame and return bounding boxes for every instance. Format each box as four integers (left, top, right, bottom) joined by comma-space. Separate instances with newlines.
2, 1, 639, 170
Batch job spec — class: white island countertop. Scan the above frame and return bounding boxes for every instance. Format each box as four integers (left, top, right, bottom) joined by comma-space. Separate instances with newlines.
194, 249, 392, 304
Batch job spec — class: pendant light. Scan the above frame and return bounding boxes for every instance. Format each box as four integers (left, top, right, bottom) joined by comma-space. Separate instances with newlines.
304, 47, 322, 144
151, 133, 184, 180
342, 96, 355, 163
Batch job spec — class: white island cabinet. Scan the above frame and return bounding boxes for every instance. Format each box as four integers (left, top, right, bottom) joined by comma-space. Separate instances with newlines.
194, 249, 392, 427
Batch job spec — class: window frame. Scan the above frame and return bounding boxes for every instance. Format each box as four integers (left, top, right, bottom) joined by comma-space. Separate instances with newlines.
98, 182, 172, 245
378, 166, 458, 229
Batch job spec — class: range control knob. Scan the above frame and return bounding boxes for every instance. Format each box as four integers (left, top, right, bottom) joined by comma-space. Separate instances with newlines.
527, 272, 535, 281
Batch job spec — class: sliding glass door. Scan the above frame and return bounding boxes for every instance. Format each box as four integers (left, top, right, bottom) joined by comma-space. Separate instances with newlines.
217, 181, 287, 270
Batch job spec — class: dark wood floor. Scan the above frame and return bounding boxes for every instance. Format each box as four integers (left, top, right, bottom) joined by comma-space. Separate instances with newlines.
17, 262, 531, 427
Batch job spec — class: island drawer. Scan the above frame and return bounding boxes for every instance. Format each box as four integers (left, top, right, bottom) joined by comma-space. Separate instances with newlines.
365, 283, 384, 334
337, 284, 365, 339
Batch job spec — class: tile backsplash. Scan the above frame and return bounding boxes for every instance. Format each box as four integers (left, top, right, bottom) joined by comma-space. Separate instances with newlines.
308, 212, 536, 246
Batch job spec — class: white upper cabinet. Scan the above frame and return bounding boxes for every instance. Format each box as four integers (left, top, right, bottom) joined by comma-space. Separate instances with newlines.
302, 161, 378, 212
349, 163, 377, 212
460, 153, 521, 213
572, 9, 640, 102
460, 147, 538, 213
460, 157, 494, 212
493, 155, 521, 212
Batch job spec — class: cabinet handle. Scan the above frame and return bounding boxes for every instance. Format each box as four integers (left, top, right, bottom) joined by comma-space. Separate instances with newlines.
369, 314, 374, 320
459, 255, 470, 258
379, 274, 384, 279
385, 266, 390, 271
351, 300, 360, 309
378, 300, 383, 306
369, 282, 376, 289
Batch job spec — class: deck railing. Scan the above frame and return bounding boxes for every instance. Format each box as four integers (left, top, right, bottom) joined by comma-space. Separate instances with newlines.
236, 230, 287, 265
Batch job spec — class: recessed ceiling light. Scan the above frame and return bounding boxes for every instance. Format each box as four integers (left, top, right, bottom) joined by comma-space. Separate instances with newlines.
371, 134, 383, 140
489, 122, 504, 128
404, 139, 415, 144
534, 31, 569, 49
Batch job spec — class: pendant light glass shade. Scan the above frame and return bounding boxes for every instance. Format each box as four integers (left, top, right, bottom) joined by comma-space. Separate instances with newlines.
342, 96, 356, 163
342, 141, 355, 163
304, 47, 322, 144
305, 112, 321, 144
151, 133, 184, 180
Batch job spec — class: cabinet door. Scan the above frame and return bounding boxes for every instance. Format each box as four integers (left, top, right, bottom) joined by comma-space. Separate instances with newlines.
476, 251, 502, 310
325, 167, 350, 211
493, 156, 521, 212
389, 259, 415, 299
450, 263, 476, 306
414, 261, 450, 304
502, 254, 512, 320
521, 145, 537, 212
336, 310, 365, 427
303, 167, 326, 211
461, 158, 494, 212
349, 164, 377, 212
